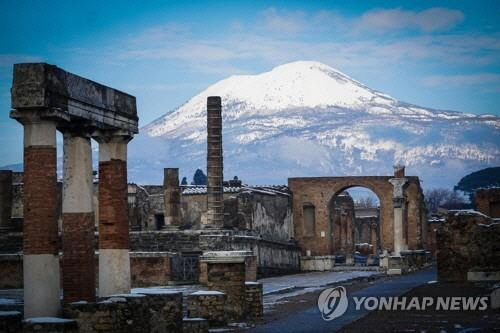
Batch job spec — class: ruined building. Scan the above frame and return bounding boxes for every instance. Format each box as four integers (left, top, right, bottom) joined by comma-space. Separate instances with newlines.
0, 63, 434, 331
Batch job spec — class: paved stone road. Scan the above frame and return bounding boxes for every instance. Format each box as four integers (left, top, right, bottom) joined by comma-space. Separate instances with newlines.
248, 267, 437, 333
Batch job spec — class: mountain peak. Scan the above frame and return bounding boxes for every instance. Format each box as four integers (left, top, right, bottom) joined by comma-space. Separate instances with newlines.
144, 60, 398, 138
136, 61, 499, 188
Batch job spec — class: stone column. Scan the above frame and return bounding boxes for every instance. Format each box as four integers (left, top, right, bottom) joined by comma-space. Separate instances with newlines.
389, 165, 408, 256
95, 133, 132, 297
15, 113, 60, 317
0, 170, 13, 230
163, 168, 181, 228
61, 130, 95, 303
370, 222, 378, 254
206, 96, 224, 228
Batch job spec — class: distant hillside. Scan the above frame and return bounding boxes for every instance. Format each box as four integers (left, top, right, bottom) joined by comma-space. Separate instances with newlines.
130, 61, 500, 188
455, 166, 500, 199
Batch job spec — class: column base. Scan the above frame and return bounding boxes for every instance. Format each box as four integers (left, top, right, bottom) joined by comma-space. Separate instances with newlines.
98, 249, 131, 297
24, 254, 61, 318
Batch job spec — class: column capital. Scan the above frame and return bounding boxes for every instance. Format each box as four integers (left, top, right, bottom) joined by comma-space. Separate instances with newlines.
92, 130, 134, 144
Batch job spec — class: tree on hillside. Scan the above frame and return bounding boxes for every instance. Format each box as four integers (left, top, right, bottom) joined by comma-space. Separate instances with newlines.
181, 177, 188, 186
454, 167, 500, 202
191, 169, 207, 185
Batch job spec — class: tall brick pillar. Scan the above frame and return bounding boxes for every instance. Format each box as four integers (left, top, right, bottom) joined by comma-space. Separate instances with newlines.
10, 112, 60, 317
61, 130, 96, 303
95, 133, 132, 297
163, 168, 181, 228
0, 170, 13, 230
206, 96, 224, 228
389, 165, 408, 256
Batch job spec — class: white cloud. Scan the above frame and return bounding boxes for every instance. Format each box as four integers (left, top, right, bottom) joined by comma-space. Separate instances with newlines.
357, 7, 464, 33
259, 8, 307, 33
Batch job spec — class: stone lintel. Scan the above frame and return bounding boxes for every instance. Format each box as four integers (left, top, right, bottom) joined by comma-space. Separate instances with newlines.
199, 250, 253, 263
10, 108, 70, 125
11, 63, 138, 133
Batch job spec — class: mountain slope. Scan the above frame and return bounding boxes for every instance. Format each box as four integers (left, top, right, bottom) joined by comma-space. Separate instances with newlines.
130, 61, 500, 188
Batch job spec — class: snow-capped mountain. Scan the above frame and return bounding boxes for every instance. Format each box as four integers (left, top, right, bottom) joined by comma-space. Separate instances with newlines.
130, 61, 500, 188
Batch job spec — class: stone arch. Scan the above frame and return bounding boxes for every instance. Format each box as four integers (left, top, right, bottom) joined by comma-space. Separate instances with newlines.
288, 176, 398, 256
327, 186, 381, 255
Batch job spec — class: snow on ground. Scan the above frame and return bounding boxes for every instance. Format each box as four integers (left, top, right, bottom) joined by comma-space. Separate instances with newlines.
0, 271, 381, 314
261, 270, 381, 311
261, 270, 379, 294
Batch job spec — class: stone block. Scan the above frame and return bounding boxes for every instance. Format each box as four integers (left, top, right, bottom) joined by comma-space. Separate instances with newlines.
0, 311, 22, 333
187, 291, 226, 326
183, 317, 208, 333
23, 317, 77, 333
245, 282, 263, 318
130, 252, 173, 287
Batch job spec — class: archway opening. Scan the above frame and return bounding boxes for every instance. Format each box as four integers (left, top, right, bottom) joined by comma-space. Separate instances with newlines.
328, 187, 381, 258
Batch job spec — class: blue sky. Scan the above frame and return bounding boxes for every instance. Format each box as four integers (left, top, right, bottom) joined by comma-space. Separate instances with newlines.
1, 0, 499, 165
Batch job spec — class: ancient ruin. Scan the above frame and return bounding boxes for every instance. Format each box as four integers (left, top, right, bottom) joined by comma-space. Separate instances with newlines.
436, 188, 500, 282
3, 63, 491, 333
9, 63, 138, 316
288, 166, 426, 257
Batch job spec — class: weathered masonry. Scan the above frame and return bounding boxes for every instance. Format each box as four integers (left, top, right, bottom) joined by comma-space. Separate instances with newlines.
288, 166, 426, 257
10, 63, 138, 317
206, 96, 224, 228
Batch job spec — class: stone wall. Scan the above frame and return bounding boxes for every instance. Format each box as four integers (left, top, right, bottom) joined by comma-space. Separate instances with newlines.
0, 230, 299, 288
0, 254, 22, 288
475, 188, 500, 218
64, 292, 182, 333
437, 210, 500, 282
198, 232, 300, 277
130, 230, 300, 277
127, 184, 293, 242
205, 262, 246, 320
182, 318, 208, 333
130, 252, 173, 287
0, 232, 22, 254
0, 252, 175, 289
245, 282, 263, 318
187, 291, 226, 326
0, 311, 22, 333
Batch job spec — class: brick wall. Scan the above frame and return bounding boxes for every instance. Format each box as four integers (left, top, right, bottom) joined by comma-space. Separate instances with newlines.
23, 147, 59, 255
62, 212, 96, 303
130, 252, 172, 287
288, 176, 425, 255
99, 160, 129, 249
